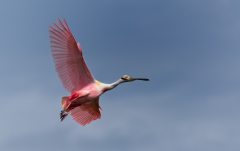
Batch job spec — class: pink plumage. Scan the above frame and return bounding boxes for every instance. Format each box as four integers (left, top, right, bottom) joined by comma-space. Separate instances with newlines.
49, 18, 149, 126
71, 98, 101, 126
49, 18, 100, 126
49, 18, 95, 95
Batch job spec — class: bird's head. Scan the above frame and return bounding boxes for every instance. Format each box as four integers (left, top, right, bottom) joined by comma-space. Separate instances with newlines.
101, 75, 149, 93
121, 75, 149, 82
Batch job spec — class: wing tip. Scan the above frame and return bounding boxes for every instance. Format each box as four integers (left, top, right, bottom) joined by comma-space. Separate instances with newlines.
70, 106, 101, 126
49, 25, 54, 30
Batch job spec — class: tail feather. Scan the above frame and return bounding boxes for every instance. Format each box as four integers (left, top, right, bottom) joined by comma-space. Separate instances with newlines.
61, 96, 69, 108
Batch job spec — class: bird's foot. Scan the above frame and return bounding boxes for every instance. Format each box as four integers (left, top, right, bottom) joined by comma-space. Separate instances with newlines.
60, 110, 65, 119
60, 108, 75, 122
60, 113, 67, 122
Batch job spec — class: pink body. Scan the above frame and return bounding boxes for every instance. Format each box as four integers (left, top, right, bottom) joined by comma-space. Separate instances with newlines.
67, 83, 104, 126
66, 83, 102, 108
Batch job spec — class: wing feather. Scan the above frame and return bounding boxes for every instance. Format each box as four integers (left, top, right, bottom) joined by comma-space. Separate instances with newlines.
70, 98, 101, 126
49, 18, 95, 94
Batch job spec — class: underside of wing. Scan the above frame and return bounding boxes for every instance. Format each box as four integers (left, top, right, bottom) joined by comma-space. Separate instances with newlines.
70, 98, 101, 126
49, 18, 95, 94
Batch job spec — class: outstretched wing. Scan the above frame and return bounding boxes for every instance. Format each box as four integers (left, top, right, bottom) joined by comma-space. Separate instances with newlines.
70, 98, 101, 126
49, 18, 95, 95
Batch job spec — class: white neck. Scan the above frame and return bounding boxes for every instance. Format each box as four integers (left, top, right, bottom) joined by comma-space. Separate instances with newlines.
101, 79, 125, 92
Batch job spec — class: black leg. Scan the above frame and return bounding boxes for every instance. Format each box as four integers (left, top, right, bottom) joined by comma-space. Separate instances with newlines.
60, 110, 65, 119
61, 113, 67, 122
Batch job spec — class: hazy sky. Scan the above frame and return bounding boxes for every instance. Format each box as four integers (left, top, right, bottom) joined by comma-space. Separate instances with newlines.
1, 0, 240, 151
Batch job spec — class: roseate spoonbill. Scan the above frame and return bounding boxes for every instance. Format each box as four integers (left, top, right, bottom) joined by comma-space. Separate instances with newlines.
49, 18, 149, 126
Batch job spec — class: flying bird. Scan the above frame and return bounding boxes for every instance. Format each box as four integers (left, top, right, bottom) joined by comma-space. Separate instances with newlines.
49, 18, 149, 126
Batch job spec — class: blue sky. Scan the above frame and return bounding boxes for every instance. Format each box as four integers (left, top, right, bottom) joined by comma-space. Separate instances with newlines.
1, 0, 240, 151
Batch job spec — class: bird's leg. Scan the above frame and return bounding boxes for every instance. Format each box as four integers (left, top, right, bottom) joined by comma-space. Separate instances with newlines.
60, 109, 73, 122
60, 110, 65, 119
61, 113, 67, 122
60, 100, 73, 122
60, 105, 77, 122
60, 97, 79, 122
60, 110, 69, 122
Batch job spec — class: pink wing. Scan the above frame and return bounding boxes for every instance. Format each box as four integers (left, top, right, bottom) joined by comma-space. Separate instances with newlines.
49, 18, 95, 95
71, 98, 101, 126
